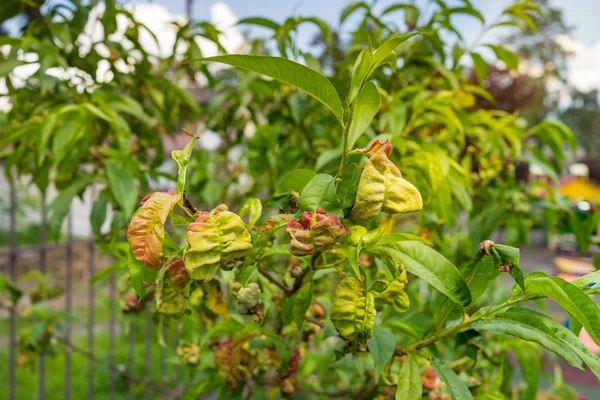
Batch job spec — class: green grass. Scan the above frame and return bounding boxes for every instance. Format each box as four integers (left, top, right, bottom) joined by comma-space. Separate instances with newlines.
0, 313, 182, 400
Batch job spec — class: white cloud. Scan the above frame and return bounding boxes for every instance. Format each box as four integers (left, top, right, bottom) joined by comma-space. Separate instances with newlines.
557, 34, 600, 92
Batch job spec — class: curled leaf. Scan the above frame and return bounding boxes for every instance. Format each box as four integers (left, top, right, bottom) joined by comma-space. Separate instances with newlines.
372, 270, 410, 313
156, 258, 190, 316
214, 336, 258, 390
330, 277, 376, 342
234, 283, 262, 314
350, 140, 422, 223
127, 190, 181, 268
286, 209, 348, 256
184, 206, 253, 282
177, 342, 200, 366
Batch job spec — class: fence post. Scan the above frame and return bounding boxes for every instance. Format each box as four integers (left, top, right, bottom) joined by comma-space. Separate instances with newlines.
8, 170, 17, 400
64, 212, 73, 400
108, 271, 117, 400
39, 191, 48, 400
128, 321, 136, 400
87, 189, 96, 400
145, 309, 153, 399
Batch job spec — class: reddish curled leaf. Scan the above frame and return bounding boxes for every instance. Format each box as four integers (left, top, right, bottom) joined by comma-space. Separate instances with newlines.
214, 336, 258, 389
286, 208, 348, 256
156, 257, 190, 316
126, 191, 181, 268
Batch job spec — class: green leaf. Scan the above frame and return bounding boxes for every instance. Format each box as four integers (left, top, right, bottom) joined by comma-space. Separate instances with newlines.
347, 82, 380, 149
435, 253, 500, 328
430, 358, 474, 400
197, 55, 344, 126
372, 242, 471, 307
237, 17, 280, 31
368, 326, 396, 382
90, 192, 108, 236
382, 4, 419, 16
518, 272, 600, 346
494, 244, 525, 292
371, 33, 421, 75
347, 246, 361, 278
508, 307, 600, 382
239, 198, 262, 228
293, 281, 313, 329
449, 7, 485, 24
91, 264, 123, 285
395, 353, 422, 400
171, 135, 198, 196
571, 270, 600, 290
38, 110, 60, 166
298, 174, 342, 216
470, 52, 488, 83
0, 59, 29, 78
511, 341, 540, 400
339, 163, 361, 211
485, 44, 519, 70
276, 169, 316, 196
470, 312, 583, 369
104, 160, 138, 218
47, 174, 97, 239
349, 49, 373, 104
128, 249, 147, 298
373, 233, 433, 247
340, 1, 370, 24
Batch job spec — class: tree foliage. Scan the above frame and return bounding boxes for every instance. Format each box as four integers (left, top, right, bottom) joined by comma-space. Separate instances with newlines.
1, 0, 598, 399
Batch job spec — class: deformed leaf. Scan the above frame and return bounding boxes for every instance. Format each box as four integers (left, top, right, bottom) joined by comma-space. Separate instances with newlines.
350, 140, 422, 223
286, 209, 348, 256
156, 258, 190, 316
184, 206, 253, 282
331, 277, 376, 342
127, 191, 181, 268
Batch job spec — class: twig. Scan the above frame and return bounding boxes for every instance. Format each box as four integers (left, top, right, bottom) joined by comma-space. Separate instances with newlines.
183, 192, 198, 215
306, 316, 324, 328
257, 266, 292, 295
301, 387, 352, 398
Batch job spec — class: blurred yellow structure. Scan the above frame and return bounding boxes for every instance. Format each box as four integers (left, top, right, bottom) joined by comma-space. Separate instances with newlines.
559, 177, 600, 202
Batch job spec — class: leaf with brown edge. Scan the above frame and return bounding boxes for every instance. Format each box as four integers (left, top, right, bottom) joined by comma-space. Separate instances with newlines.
127, 191, 181, 268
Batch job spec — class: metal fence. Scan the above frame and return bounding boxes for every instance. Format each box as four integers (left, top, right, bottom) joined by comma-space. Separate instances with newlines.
2, 173, 182, 400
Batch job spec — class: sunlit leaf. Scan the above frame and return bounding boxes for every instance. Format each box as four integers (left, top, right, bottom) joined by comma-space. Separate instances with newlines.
196, 55, 345, 126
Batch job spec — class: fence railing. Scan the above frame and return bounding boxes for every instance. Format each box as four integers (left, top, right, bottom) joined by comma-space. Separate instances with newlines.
2, 172, 181, 400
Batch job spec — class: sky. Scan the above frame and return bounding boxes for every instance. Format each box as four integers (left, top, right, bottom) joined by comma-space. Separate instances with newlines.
122, 0, 600, 92
127, 0, 600, 46
3, 0, 600, 93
